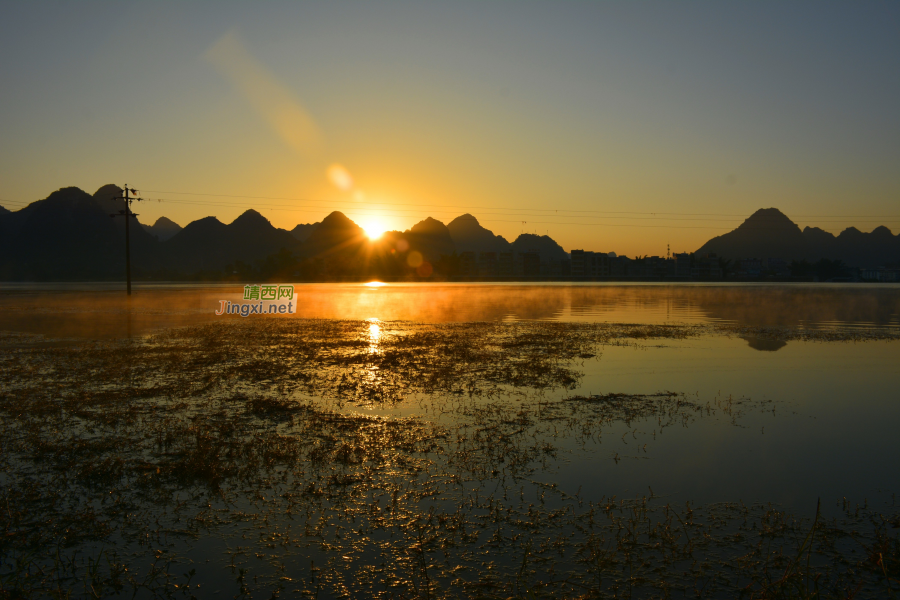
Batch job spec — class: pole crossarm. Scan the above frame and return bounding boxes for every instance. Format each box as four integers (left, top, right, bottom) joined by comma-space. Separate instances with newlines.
108, 184, 144, 295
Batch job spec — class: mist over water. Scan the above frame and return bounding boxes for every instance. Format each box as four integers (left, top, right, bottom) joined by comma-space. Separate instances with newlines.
2, 282, 899, 341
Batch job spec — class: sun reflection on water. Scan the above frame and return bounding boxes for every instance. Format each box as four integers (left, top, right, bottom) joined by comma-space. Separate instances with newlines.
366, 318, 382, 354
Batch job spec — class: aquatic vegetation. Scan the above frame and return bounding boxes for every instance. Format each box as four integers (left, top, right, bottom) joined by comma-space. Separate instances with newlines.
0, 319, 897, 598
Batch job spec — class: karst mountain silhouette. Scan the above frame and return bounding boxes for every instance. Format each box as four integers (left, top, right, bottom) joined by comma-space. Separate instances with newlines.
1, 187, 898, 280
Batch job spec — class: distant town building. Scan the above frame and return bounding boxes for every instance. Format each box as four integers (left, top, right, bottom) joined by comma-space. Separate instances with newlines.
460, 251, 476, 277
861, 267, 900, 282
570, 249, 587, 278
737, 258, 762, 278
571, 250, 610, 279
498, 252, 514, 278
762, 258, 789, 278
477, 252, 499, 278
644, 256, 669, 279
521, 251, 541, 278
547, 257, 571, 278
674, 253, 691, 278
691, 253, 723, 279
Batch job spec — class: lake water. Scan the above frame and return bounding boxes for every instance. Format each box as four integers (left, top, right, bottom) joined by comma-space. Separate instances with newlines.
2, 282, 898, 513
2, 282, 900, 338
2, 282, 899, 596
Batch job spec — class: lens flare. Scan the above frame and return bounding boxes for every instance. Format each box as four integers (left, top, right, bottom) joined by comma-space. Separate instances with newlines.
327, 164, 354, 192
406, 251, 424, 268
416, 262, 433, 277
205, 31, 319, 154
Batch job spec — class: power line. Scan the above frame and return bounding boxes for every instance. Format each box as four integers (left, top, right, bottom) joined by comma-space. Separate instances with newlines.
3, 192, 900, 233
141, 196, 900, 223
130, 197, 900, 230
139, 189, 900, 220
3, 190, 900, 221
140, 198, 900, 230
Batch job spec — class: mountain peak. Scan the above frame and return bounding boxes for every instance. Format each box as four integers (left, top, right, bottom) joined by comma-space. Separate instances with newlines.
696, 207, 804, 260
143, 216, 183, 241
748, 207, 789, 219
290, 221, 321, 242
230, 209, 272, 228
871, 225, 894, 238
739, 208, 800, 232
410, 217, 449, 235
406, 217, 455, 261
448, 213, 479, 227
837, 227, 864, 239
320, 211, 361, 229
152, 216, 181, 228
511, 233, 568, 262
185, 216, 226, 229
697, 207, 900, 265
447, 213, 509, 253
43, 187, 91, 205
92, 184, 123, 202
301, 211, 365, 258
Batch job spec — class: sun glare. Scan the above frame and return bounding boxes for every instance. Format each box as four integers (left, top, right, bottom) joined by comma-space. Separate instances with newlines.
362, 220, 386, 240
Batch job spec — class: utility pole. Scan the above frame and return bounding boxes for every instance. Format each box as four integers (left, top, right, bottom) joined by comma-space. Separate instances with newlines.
110, 185, 142, 295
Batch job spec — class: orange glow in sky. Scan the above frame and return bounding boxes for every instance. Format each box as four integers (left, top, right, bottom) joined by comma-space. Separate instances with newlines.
0, 3, 897, 257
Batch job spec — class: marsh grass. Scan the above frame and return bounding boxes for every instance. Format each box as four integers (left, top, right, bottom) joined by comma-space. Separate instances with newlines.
0, 319, 897, 598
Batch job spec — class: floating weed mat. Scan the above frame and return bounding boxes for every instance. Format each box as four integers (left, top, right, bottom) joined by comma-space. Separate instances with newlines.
0, 319, 704, 409
0, 319, 898, 599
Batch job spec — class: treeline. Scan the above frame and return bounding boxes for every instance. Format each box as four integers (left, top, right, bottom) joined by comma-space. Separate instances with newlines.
135, 248, 466, 283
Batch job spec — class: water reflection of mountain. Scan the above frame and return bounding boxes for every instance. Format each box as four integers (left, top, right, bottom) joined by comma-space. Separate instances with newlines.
739, 336, 788, 352
566, 285, 900, 352
669, 286, 900, 330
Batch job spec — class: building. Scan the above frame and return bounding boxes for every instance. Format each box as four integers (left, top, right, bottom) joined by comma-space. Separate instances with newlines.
521, 251, 541, 278
459, 251, 476, 278
763, 258, 789, 278
644, 256, 668, 279
737, 258, 762, 278
570, 249, 588, 278
691, 254, 724, 279
571, 250, 610, 279
498, 252, 515, 278
477, 252, 499, 278
861, 267, 900, 282
547, 257, 571, 278
673, 253, 691, 278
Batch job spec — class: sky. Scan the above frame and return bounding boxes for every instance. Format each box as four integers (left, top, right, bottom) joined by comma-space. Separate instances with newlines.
0, 1, 898, 256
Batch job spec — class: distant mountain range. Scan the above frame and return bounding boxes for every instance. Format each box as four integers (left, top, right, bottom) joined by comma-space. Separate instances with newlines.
695, 208, 900, 266
0, 187, 897, 280
144, 217, 182, 241
0, 185, 575, 280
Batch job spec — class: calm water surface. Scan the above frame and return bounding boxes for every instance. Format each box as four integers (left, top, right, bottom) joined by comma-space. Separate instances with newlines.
2, 282, 898, 516
2, 282, 900, 338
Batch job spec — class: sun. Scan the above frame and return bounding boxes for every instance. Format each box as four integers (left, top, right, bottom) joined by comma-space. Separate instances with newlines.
361, 219, 386, 240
